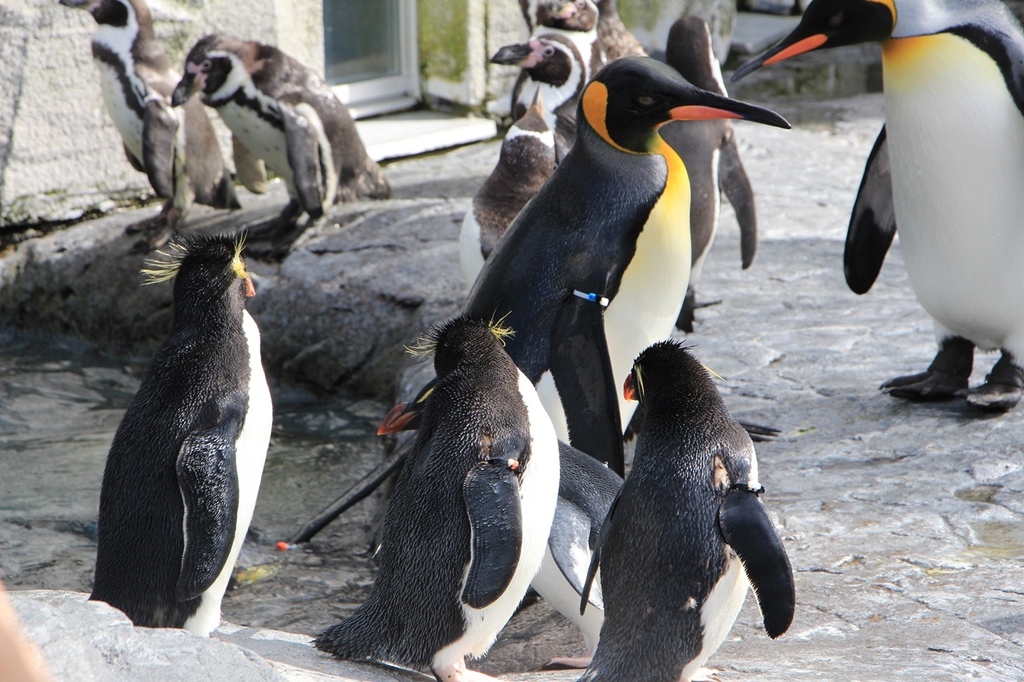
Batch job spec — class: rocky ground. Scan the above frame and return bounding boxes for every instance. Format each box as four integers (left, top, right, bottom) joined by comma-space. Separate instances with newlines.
3, 92, 1024, 681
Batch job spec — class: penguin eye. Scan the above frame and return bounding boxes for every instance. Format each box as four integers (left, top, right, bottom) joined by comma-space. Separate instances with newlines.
829, 11, 844, 28
576, 0, 585, 7
200, 59, 213, 72
637, 95, 656, 107
542, 46, 556, 57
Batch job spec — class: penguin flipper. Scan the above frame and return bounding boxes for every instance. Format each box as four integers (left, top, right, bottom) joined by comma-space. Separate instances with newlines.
550, 292, 625, 475
719, 130, 757, 269
174, 420, 241, 602
845, 125, 896, 295
718, 487, 795, 639
462, 458, 524, 609
281, 105, 326, 219
580, 489, 621, 616
549, 498, 604, 610
123, 143, 145, 173
142, 98, 179, 200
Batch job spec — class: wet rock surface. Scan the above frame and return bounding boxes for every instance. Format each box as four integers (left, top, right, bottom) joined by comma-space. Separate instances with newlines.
2, 94, 1024, 680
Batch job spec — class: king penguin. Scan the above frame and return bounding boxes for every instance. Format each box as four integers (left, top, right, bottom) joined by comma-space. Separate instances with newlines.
90, 234, 272, 636
315, 317, 559, 682
172, 34, 390, 245
662, 16, 760, 333
61, 0, 239, 246
492, 34, 590, 161
733, 0, 1024, 412
460, 95, 556, 289
579, 341, 795, 682
464, 56, 790, 474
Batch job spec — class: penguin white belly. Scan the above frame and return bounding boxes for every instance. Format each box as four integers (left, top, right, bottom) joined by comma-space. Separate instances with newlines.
532, 546, 603, 652
459, 207, 486, 290
433, 372, 559, 670
183, 311, 272, 636
681, 556, 748, 681
216, 101, 295, 193
96, 61, 145, 163
604, 149, 692, 428
883, 34, 1024, 353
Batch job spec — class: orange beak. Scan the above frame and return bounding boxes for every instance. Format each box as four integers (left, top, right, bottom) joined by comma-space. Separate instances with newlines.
763, 33, 829, 65
245, 277, 256, 298
623, 374, 638, 402
377, 402, 417, 435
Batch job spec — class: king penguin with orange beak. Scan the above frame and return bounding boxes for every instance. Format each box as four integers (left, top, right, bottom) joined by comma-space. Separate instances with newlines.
734, 0, 1024, 412
461, 56, 790, 473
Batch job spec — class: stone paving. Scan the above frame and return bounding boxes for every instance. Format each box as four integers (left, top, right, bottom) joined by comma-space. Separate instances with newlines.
3, 93, 1024, 681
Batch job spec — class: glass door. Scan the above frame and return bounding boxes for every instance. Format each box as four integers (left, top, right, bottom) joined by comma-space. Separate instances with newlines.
324, 0, 418, 118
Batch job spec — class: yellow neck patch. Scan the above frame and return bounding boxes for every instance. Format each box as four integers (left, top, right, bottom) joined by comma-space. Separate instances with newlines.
882, 33, 983, 94
582, 81, 632, 153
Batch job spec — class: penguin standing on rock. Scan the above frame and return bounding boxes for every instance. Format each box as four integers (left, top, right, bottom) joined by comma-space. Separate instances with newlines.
172, 34, 390, 246
734, 0, 1024, 412
90, 234, 272, 636
315, 317, 560, 682
460, 95, 555, 288
580, 341, 795, 682
464, 56, 790, 474
61, 0, 239, 247
662, 16, 760, 333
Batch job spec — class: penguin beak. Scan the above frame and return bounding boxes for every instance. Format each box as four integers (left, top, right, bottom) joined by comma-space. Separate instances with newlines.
731, 33, 828, 82
377, 402, 418, 435
623, 374, 639, 402
491, 42, 540, 68
245, 277, 256, 298
666, 89, 790, 129
171, 75, 196, 108
59, 0, 92, 8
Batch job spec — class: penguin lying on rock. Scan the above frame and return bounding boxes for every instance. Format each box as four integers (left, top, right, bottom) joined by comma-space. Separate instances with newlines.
315, 317, 560, 682
460, 94, 555, 288
662, 16, 760, 333
90, 234, 272, 636
734, 0, 1024, 412
580, 341, 795, 682
172, 34, 390, 251
61, 0, 239, 247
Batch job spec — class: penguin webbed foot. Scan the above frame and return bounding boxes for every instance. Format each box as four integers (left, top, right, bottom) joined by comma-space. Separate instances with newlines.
126, 202, 183, 251
541, 655, 593, 670
243, 200, 308, 260
966, 352, 1024, 412
431, 660, 502, 682
881, 337, 973, 401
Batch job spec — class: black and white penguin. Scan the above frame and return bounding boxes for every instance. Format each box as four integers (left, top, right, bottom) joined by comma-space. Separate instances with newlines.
733, 0, 1024, 412
459, 95, 555, 288
61, 0, 239, 246
90, 234, 272, 636
579, 341, 795, 682
464, 57, 789, 474
525, 0, 605, 77
315, 317, 560, 682
172, 34, 390, 243
492, 34, 589, 161
662, 16, 759, 332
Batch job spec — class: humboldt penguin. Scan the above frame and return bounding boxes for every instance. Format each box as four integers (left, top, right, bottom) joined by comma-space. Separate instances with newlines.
519, 0, 644, 61
579, 341, 795, 682
460, 95, 556, 288
61, 0, 239, 246
734, 0, 1024, 412
172, 34, 390, 245
315, 317, 559, 682
90, 234, 272, 636
464, 56, 789, 474
492, 33, 590, 161
662, 16, 759, 332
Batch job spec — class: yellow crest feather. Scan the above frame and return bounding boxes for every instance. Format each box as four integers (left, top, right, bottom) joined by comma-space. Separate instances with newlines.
140, 241, 189, 285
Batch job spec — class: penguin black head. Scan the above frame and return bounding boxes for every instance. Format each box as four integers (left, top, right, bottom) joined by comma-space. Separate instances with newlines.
581, 56, 790, 153
143, 233, 254, 321
732, 0, 895, 81
172, 34, 246, 107
665, 16, 723, 94
491, 36, 578, 88
408, 316, 515, 379
624, 340, 723, 418
536, 0, 598, 32
60, 0, 139, 28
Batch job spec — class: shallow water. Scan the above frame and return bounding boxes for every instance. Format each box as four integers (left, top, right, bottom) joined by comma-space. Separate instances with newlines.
0, 327, 393, 635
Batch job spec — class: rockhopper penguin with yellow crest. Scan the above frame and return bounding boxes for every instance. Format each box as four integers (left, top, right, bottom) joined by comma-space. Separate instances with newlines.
172, 34, 390, 246
463, 56, 790, 475
315, 317, 560, 682
61, 0, 239, 246
734, 0, 1024, 412
579, 341, 795, 682
90, 234, 272, 636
